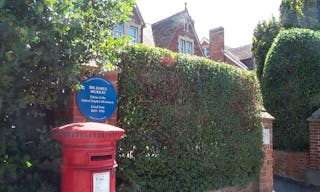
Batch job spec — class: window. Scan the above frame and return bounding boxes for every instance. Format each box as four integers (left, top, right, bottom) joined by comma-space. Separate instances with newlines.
129, 26, 138, 44
202, 47, 210, 57
113, 24, 123, 38
178, 39, 193, 54
185, 41, 192, 54
184, 21, 189, 32
179, 39, 185, 53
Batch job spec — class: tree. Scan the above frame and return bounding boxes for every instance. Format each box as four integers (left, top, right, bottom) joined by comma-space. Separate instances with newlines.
261, 29, 320, 151
0, 0, 134, 191
280, 0, 320, 29
253, 0, 320, 82
252, 17, 281, 82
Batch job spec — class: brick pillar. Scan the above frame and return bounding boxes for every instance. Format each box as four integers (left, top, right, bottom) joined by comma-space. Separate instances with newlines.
259, 108, 274, 192
306, 108, 320, 186
71, 70, 120, 126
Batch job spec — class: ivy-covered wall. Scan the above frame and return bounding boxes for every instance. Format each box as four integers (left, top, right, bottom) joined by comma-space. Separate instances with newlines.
117, 45, 264, 191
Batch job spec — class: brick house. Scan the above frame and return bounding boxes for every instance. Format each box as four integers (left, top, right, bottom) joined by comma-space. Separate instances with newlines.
148, 7, 204, 57
119, 4, 254, 70
113, 4, 145, 44
200, 27, 253, 70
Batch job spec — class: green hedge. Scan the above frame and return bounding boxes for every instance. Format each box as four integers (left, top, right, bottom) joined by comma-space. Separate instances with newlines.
262, 28, 320, 151
117, 45, 263, 191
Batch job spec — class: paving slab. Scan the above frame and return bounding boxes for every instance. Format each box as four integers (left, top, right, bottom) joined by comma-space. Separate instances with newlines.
274, 175, 320, 192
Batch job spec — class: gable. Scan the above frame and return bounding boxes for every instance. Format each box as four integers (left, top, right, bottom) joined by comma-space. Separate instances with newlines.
151, 10, 203, 56
131, 5, 145, 26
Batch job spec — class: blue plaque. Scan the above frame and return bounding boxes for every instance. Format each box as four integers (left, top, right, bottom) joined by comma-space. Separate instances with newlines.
76, 76, 117, 121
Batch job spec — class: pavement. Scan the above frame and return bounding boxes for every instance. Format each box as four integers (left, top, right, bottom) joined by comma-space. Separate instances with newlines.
274, 175, 320, 192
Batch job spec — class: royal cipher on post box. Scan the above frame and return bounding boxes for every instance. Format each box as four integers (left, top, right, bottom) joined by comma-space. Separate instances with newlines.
52, 122, 124, 192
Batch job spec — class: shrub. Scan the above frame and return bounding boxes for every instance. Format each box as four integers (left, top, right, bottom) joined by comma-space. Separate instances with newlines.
0, 0, 134, 190
117, 45, 263, 191
262, 28, 320, 151
252, 17, 281, 82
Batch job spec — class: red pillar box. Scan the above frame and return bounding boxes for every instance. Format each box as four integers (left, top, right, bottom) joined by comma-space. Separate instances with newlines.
52, 122, 124, 192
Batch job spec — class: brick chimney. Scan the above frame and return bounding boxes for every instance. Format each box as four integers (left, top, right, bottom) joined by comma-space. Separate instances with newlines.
209, 27, 225, 62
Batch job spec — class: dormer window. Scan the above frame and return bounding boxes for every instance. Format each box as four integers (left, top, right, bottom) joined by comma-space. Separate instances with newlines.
202, 47, 210, 57
184, 20, 189, 32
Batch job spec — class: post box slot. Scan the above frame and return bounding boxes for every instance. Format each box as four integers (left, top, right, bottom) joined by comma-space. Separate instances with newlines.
90, 155, 112, 161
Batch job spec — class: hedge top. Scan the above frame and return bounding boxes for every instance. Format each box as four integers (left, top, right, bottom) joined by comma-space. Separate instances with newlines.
117, 44, 264, 191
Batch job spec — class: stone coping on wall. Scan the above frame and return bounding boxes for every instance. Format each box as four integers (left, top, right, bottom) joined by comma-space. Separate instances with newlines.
307, 108, 320, 120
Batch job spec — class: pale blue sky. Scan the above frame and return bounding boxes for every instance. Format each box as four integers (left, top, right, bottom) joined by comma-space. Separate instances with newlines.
135, 0, 282, 47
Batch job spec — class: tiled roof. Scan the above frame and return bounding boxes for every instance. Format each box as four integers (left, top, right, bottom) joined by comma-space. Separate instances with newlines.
224, 51, 249, 70
151, 11, 186, 49
226, 44, 254, 70
226, 44, 252, 61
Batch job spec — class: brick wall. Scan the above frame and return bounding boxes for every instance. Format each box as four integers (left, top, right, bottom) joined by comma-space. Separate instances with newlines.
69, 70, 120, 126
167, 22, 203, 57
308, 108, 320, 170
273, 150, 309, 182
273, 108, 320, 186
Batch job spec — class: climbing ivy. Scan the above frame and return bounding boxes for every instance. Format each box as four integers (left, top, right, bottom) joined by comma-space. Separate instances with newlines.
117, 45, 264, 192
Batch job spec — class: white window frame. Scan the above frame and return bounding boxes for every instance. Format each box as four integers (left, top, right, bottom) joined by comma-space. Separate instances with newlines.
129, 26, 138, 44
184, 21, 189, 32
202, 47, 210, 57
178, 36, 194, 55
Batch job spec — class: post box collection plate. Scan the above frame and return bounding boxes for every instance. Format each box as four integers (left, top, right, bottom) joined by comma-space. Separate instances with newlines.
93, 171, 110, 192
76, 76, 117, 121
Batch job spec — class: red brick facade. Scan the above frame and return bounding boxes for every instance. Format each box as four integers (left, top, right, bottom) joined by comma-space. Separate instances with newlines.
151, 9, 204, 57
167, 22, 203, 56
131, 6, 143, 26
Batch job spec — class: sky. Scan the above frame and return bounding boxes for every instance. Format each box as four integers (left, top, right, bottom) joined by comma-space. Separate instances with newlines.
135, 0, 282, 48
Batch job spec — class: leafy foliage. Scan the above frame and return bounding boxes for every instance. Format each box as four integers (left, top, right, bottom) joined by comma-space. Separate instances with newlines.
262, 28, 320, 151
117, 45, 264, 191
0, 0, 134, 191
280, 0, 320, 29
252, 17, 281, 82
253, 0, 320, 82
